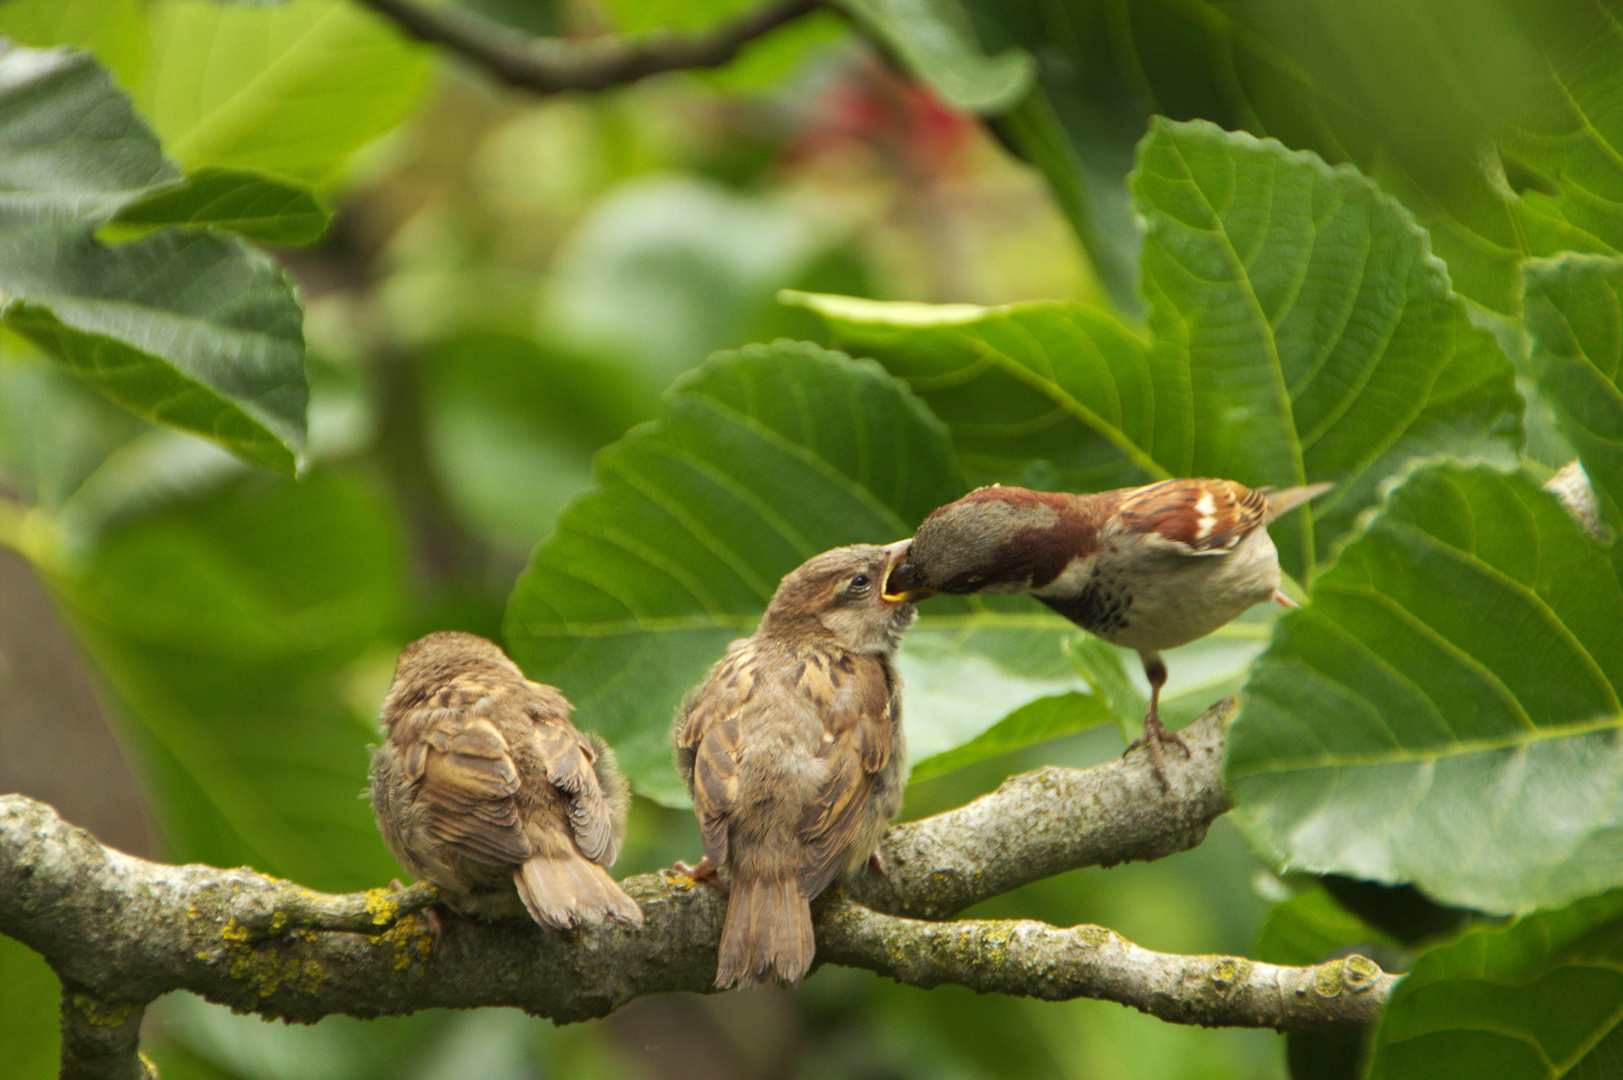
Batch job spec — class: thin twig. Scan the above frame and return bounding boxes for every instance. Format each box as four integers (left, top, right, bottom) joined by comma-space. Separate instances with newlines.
352, 0, 823, 94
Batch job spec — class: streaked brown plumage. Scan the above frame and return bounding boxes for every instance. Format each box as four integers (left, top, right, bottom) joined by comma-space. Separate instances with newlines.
675, 542, 917, 989
885, 479, 1332, 780
370, 631, 641, 929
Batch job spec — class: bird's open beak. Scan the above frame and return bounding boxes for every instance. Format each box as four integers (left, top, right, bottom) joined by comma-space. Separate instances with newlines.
880, 538, 937, 604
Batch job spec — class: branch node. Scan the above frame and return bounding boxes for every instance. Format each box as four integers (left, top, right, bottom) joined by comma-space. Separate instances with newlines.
60, 986, 152, 1080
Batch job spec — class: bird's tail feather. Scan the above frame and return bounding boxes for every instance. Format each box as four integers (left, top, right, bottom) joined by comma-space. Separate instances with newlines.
715, 876, 814, 990
514, 853, 643, 930
1263, 481, 1334, 523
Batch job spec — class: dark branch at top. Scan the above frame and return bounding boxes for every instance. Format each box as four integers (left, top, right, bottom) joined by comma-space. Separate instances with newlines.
351, 0, 824, 95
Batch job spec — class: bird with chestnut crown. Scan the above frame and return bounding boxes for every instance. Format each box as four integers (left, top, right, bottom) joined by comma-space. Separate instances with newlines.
883, 479, 1332, 783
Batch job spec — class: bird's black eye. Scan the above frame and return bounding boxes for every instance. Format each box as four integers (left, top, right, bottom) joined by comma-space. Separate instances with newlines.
846, 573, 872, 597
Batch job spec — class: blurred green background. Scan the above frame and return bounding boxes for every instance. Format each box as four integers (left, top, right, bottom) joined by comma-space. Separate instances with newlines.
3, 0, 1619, 1077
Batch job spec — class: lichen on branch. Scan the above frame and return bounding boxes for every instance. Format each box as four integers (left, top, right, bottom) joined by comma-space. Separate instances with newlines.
0, 700, 1394, 1080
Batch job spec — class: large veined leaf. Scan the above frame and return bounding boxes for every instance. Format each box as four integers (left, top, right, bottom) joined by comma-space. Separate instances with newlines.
788, 119, 1522, 584
0, 45, 318, 474
1229, 463, 1623, 914
1524, 254, 1623, 538
50, 469, 406, 890
0, 350, 249, 562
1367, 889, 1623, 1080
857, 0, 1608, 316
504, 341, 1101, 804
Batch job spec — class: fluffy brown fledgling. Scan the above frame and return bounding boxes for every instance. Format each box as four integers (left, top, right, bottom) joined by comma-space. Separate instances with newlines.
675, 541, 919, 990
885, 479, 1332, 780
371, 631, 641, 929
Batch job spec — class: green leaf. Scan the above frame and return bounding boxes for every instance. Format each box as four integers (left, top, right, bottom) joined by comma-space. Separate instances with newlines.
1255, 887, 1400, 968
545, 175, 831, 386
831, 0, 1034, 113
504, 341, 1099, 804
1368, 889, 1623, 1080
0, 935, 60, 1080
1500, 10, 1623, 255
1229, 462, 1623, 914
141, 0, 430, 185
416, 333, 656, 554
0, 45, 309, 473
50, 470, 406, 889
1524, 254, 1623, 536
898, 1, 1610, 316
111, 168, 329, 246
779, 291, 1166, 491
0, 0, 146, 90
787, 119, 1523, 583
907, 690, 1111, 784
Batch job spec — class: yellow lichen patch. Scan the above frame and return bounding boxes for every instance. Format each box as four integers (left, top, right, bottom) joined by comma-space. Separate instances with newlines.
981, 924, 1016, 949
1206, 957, 1251, 993
365, 888, 401, 926
68, 992, 134, 1027
1072, 925, 1111, 949
1340, 954, 1382, 991
377, 913, 434, 975
214, 918, 323, 999
1313, 958, 1352, 998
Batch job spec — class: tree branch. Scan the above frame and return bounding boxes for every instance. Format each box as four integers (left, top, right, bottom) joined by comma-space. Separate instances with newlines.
350, 0, 823, 95
0, 700, 1395, 1080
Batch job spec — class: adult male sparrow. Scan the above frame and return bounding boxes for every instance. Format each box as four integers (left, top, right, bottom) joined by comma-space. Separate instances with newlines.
675, 541, 918, 989
883, 479, 1332, 781
371, 631, 642, 929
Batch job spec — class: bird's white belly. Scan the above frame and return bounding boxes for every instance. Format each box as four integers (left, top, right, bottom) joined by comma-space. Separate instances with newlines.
1035, 525, 1282, 653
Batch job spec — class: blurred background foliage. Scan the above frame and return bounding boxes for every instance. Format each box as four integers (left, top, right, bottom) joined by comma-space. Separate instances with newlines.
1, 1, 1621, 1078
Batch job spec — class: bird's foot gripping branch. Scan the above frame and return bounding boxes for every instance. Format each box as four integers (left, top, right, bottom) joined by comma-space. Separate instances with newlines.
0, 701, 1394, 1080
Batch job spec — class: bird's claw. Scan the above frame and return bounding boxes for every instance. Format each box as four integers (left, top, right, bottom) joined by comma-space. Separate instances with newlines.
665, 857, 725, 890
868, 849, 892, 882
1124, 713, 1191, 790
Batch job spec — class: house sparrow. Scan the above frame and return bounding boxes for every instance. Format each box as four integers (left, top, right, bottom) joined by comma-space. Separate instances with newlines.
884, 479, 1332, 781
675, 541, 918, 989
371, 631, 642, 930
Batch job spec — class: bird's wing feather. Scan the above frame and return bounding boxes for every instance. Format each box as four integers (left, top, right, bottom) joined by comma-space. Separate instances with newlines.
402, 695, 532, 867
528, 711, 618, 866
678, 642, 760, 869
1115, 478, 1268, 556
795, 651, 893, 898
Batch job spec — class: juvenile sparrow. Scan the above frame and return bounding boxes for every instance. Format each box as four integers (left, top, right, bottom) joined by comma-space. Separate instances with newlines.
884, 479, 1332, 781
675, 541, 918, 989
371, 631, 642, 930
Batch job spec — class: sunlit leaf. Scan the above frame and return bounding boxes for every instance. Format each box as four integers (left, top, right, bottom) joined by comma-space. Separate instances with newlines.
0, 0, 146, 90
142, 0, 429, 185
907, 691, 1110, 783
